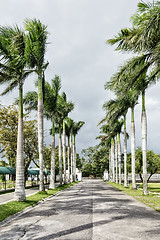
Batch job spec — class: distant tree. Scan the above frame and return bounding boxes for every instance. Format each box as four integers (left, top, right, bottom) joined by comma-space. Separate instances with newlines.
43, 145, 61, 181
128, 147, 160, 183
0, 160, 8, 167
92, 146, 109, 177
81, 145, 109, 177
0, 104, 38, 180
76, 153, 83, 171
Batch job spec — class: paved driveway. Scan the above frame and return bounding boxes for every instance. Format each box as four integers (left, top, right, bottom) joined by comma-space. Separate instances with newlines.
0, 179, 160, 240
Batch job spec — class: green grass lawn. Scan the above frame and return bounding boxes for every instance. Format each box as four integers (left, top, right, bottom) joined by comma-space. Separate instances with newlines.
138, 183, 160, 193
107, 182, 160, 212
0, 182, 77, 223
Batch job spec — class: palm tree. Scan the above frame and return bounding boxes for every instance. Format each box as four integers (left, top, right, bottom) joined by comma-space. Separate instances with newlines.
102, 96, 129, 186
65, 117, 74, 182
115, 119, 124, 185
106, 1, 160, 192
71, 121, 85, 181
55, 122, 63, 185
23, 76, 61, 189
0, 25, 34, 201
115, 135, 118, 183
24, 19, 49, 192
56, 93, 74, 184
108, 57, 150, 193
44, 76, 61, 189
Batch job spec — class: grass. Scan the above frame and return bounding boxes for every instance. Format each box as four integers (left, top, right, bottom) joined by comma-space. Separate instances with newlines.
0, 182, 77, 223
107, 181, 160, 212
139, 183, 160, 193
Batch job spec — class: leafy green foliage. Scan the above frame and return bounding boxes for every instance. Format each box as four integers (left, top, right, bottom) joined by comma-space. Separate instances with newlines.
127, 147, 160, 182
0, 104, 38, 170
43, 145, 59, 175
81, 145, 109, 177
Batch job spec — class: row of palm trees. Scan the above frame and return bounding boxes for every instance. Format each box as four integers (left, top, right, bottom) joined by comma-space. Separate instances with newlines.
23, 75, 84, 184
0, 19, 84, 201
98, 1, 160, 195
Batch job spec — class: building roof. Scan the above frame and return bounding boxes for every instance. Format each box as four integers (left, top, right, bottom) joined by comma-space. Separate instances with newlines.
0, 167, 49, 175
0, 167, 16, 175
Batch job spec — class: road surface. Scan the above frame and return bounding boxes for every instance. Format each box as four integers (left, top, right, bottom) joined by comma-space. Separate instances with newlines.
0, 179, 160, 239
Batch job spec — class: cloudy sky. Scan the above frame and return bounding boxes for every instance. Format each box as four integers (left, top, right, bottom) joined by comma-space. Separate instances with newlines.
1, 0, 160, 154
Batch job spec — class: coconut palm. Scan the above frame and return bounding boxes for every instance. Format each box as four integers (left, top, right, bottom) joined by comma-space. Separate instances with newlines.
24, 19, 49, 192
71, 121, 85, 181
0, 25, 34, 201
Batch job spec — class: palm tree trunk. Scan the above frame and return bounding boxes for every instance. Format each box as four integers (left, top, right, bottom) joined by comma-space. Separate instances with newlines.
59, 128, 62, 185
111, 138, 115, 182
131, 107, 136, 189
49, 116, 55, 189
71, 134, 73, 182
14, 82, 26, 201
115, 135, 118, 183
38, 75, 45, 192
142, 91, 148, 195
63, 119, 66, 184
73, 135, 76, 181
123, 115, 128, 187
118, 133, 121, 185
67, 136, 70, 183
109, 148, 112, 181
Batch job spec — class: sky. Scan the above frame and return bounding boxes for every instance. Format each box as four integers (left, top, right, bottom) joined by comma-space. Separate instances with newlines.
1, 0, 160, 154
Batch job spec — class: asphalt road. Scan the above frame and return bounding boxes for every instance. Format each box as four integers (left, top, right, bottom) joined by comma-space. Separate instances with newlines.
0, 179, 160, 240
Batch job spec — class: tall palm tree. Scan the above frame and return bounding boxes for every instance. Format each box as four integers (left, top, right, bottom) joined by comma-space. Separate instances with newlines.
115, 135, 118, 183
24, 19, 49, 192
44, 76, 61, 189
102, 96, 129, 186
96, 123, 113, 181
0, 25, 33, 201
115, 119, 124, 185
106, 1, 160, 191
106, 1, 160, 192
23, 76, 61, 189
55, 122, 63, 185
56, 93, 74, 184
107, 57, 150, 193
71, 121, 85, 181
65, 117, 74, 182
98, 122, 119, 183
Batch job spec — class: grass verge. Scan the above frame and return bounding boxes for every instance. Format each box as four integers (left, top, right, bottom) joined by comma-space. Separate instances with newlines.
107, 181, 160, 212
0, 182, 77, 223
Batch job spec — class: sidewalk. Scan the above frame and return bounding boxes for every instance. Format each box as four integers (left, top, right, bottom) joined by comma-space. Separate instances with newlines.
0, 187, 39, 205
0, 184, 58, 205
